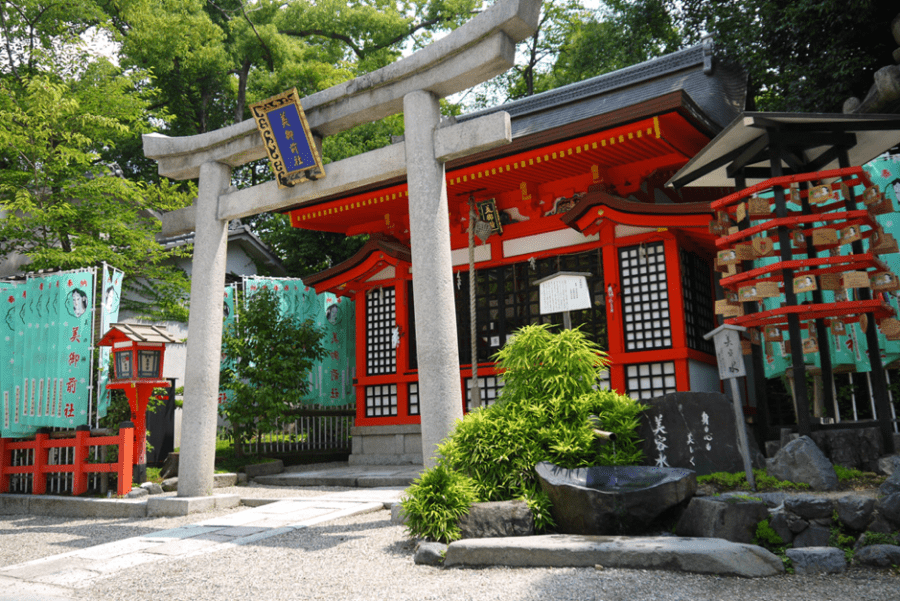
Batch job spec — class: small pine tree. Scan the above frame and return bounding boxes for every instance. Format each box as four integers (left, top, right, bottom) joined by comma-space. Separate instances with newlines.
219, 287, 326, 457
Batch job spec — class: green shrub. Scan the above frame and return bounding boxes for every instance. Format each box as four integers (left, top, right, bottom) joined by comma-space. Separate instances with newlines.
754, 518, 785, 548
698, 469, 811, 492
402, 324, 645, 538
402, 464, 478, 543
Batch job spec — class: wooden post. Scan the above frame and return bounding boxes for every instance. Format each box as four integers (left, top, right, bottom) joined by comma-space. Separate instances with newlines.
33, 430, 50, 495
72, 425, 90, 496
0, 437, 9, 493
117, 422, 135, 496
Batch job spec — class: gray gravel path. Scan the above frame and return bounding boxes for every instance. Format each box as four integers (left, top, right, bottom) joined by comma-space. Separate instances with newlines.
2, 485, 899, 601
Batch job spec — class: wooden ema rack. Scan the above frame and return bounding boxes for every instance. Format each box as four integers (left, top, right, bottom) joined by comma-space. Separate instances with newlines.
710, 166, 900, 337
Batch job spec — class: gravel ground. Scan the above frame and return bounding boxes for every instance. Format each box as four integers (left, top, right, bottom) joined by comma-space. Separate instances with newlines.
2, 484, 899, 601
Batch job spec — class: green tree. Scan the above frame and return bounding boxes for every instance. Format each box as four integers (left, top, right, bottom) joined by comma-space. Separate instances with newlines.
219, 287, 327, 457
668, 0, 898, 112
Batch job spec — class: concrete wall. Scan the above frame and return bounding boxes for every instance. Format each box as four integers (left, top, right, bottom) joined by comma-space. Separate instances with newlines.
349, 424, 422, 465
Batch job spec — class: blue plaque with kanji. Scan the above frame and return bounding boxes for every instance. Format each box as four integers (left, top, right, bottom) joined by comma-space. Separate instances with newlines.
250, 88, 325, 189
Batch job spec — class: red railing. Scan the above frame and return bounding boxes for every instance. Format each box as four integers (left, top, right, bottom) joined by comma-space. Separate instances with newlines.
0, 423, 134, 497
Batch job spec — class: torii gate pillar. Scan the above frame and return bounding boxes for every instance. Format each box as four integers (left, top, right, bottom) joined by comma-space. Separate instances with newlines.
404, 90, 464, 466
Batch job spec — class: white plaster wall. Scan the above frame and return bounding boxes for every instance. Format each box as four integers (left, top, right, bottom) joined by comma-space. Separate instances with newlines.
689, 359, 722, 394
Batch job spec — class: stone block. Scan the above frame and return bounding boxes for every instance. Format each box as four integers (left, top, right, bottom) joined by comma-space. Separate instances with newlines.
768, 512, 796, 544
147, 494, 239, 517
414, 541, 447, 566
125, 487, 149, 499
443, 535, 785, 577
836, 495, 876, 531
675, 496, 768, 544
457, 500, 534, 539
855, 544, 900, 568
637, 392, 765, 476
161, 477, 178, 492
0, 494, 32, 515
792, 523, 831, 548
786, 547, 847, 575
140, 482, 164, 495
213, 473, 237, 488
243, 460, 284, 479
390, 503, 408, 526
766, 436, 838, 491
879, 470, 900, 497
809, 427, 883, 472
784, 495, 834, 520
765, 440, 781, 457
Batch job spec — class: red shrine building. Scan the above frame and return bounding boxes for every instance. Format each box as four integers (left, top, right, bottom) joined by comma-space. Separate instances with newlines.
296, 41, 748, 464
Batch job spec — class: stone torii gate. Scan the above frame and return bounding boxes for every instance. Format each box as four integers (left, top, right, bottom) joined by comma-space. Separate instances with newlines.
143, 0, 543, 497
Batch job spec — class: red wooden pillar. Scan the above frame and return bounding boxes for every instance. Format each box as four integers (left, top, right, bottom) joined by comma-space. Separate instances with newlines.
601, 227, 626, 392
354, 289, 367, 426
72, 425, 90, 496
117, 423, 134, 496
32, 430, 50, 495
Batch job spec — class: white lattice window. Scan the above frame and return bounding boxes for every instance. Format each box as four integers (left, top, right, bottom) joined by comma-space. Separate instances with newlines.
365, 384, 397, 417
625, 361, 677, 400
366, 287, 396, 375
619, 242, 672, 351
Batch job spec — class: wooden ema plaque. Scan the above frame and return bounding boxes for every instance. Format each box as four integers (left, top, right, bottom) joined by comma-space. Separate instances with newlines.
715, 298, 743, 317
802, 335, 819, 354
830, 319, 847, 336
764, 325, 783, 342
739, 281, 780, 300
793, 274, 817, 294
842, 271, 871, 289
735, 202, 747, 223
871, 228, 900, 254
879, 317, 900, 340
791, 230, 807, 248
812, 228, 838, 246
808, 185, 834, 205
820, 273, 842, 290
868, 195, 894, 216
748, 196, 770, 218
862, 185, 882, 205
752, 236, 775, 257
741, 339, 753, 355
871, 271, 900, 292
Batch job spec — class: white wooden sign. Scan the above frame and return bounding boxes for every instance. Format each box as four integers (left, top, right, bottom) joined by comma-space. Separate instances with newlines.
536, 272, 592, 315
703, 324, 747, 380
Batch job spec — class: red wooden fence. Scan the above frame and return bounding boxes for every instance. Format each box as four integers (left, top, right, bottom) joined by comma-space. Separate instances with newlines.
0, 424, 134, 496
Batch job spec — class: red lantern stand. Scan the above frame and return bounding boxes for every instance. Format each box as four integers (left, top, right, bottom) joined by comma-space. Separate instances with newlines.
98, 324, 178, 484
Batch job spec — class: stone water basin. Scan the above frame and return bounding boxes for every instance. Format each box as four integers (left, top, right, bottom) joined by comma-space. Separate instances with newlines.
535, 461, 697, 535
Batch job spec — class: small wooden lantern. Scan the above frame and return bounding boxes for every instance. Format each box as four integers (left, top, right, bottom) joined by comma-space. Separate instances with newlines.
98, 324, 179, 483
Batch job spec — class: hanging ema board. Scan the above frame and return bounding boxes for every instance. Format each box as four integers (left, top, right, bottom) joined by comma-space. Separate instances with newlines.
535, 272, 592, 315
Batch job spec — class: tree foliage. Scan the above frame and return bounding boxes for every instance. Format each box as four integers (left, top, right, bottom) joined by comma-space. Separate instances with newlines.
219, 287, 327, 457
668, 0, 898, 112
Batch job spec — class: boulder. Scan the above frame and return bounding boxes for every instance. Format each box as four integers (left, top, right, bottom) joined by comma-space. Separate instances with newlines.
792, 524, 831, 548
784, 495, 834, 520
213, 473, 237, 488
768, 511, 799, 544
161, 477, 178, 492
125, 487, 149, 499
637, 392, 765, 476
139, 482, 164, 495
855, 544, 900, 568
391, 503, 408, 526
457, 500, 534, 539
785, 547, 847, 575
243, 459, 284, 479
876, 455, 900, 476
414, 542, 447, 566
766, 436, 838, 491
876, 492, 900, 527
836, 495, 876, 532
159, 452, 179, 479
880, 470, 900, 497
675, 497, 768, 544
535, 462, 696, 535
867, 511, 897, 535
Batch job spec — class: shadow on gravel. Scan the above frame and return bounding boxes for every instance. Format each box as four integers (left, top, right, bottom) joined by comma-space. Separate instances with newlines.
0, 515, 164, 551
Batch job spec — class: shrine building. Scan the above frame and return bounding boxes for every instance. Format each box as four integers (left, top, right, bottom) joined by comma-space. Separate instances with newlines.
294, 41, 749, 464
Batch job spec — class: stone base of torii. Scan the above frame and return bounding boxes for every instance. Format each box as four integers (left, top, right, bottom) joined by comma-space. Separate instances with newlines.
142, 0, 543, 497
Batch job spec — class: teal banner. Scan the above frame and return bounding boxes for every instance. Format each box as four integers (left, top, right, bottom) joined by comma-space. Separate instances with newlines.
219, 285, 237, 410
239, 277, 355, 407
0, 269, 95, 437
96, 265, 123, 419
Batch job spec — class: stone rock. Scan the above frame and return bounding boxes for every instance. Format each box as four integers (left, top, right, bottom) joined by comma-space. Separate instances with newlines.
139, 482, 164, 495
880, 470, 900, 497
784, 495, 834, 520
125, 487, 149, 499
768, 512, 796, 544
867, 511, 896, 535
391, 503, 408, 526
836, 495, 876, 532
764, 440, 781, 458
236, 473, 248, 485
457, 500, 534, 539
809, 428, 883, 472
893, 12, 900, 45
785, 547, 847, 575
792, 523, 831, 548
675, 497, 768, 544
855, 544, 900, 568
535, 462, 696, 535
637, 392, 765, 476
243, 459, 284, 479
443, 534, 785, 577
876, 492, 900, 527
766, 436, 838, 491
414, 541, 447, 566
159, 452, 179, 479
161, 477, 178, 492
877, 455, 900, 476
